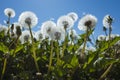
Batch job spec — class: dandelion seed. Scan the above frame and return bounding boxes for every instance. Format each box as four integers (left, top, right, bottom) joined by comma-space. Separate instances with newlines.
103, 15, 113, 28
97, 35, 106, 41
68, 29, 79, 40
35, 30, 44, 41
78, 14, 97, 31
19, 30, 34, 44
18, 11, 38, 28
41, 21, 56, 38
57, 15, 74, 30
67, 12, 78, 22
4, 8, 15, 18
50, 27, 65, 40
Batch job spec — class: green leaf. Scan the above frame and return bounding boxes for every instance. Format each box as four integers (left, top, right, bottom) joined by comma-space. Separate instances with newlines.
0, 42, 9, 53
99, 37, 120, 52
94, 57, 119, 68
15, 44, 23, 53
70, 55, 79, 67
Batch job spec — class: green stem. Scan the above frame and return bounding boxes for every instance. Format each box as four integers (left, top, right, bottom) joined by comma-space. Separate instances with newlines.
12, 36, 20, 57
48, 40, 53, 74
99, 25, 112, 80
7, 17, 10, 35
28, 25, 40, 72
1, 59, 7, 80
56, 40, 59, 65
62, 29, 67, 57
99, 63, 113, 80
82, 28, 88, 54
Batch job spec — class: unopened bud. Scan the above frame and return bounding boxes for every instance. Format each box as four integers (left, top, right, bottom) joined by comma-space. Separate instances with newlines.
16, 26, 22, 36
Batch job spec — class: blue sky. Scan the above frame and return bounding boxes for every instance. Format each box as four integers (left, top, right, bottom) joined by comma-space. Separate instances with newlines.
0, 0, 120, 38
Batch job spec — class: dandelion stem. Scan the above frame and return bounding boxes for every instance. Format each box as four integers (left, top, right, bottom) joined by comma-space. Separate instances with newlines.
7, 16, 10, 35
56, 40, 59, 65
48, 40, 53, 73
1, 58, 7, 80
99, 63, 113, 80
12, 36, 20, 57
62, 29, 67, 57
105, 31, 108, 36
28, 25, 40, 72
82, 28, 88, 54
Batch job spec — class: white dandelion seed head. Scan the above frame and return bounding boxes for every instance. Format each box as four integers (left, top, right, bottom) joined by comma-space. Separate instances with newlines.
49, 26, 65, 40
41, 20, 56, 38
103, 15, 113, 28
97, 35, 106, 41
4, 8, 15, 18
18, 11, 38, 28
67, 12, 78, 22
68, 29, 78, 39
35, 30, 44, 41
19, 30, 33, 44
0, 24, 8, 35
57, 15, 74, 30
78, 14, 97, 31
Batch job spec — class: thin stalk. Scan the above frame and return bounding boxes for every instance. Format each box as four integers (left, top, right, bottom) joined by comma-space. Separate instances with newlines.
12, 36, 20, 57
105, 31, 107, 36
99, 25, 113, 80
28, 25, 40, 72
48, 40, 53, 74
62, 29, 67, 57
1, 58, 7, 80
99, 63, 113, 80
56, 40, 59, 65
108, 25, 112, 54
82, 28, 88, 54
7, 17, 11, 35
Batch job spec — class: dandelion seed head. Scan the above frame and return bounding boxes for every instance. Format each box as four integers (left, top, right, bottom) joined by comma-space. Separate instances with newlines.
69, 29, 78, 40
35, 30, 44, 41
103, 15, 113, 28
41, 21, 56, 38
97, 35, 106, 41
19, 30, 33, 44
78, 14, 97, 31
57, 15, 74, 30
18, 11, 38, 28
4, 8, 15, 18
49, 27, 65, 40
67, 12, 78, 22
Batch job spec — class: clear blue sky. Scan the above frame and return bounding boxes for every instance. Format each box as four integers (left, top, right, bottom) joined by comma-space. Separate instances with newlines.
0, 0, 120, 38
